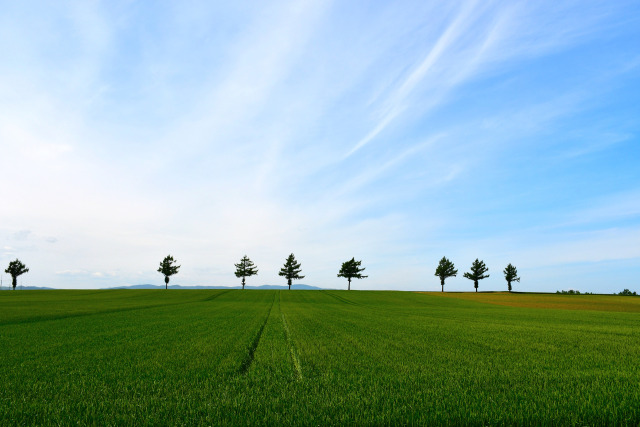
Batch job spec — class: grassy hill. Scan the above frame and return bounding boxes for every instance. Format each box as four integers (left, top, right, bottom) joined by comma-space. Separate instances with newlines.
1, 290, 638, 424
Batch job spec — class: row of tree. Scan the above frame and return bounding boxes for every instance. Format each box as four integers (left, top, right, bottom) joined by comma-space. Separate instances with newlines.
434, 257, 520, 292
158, 254, 520, 292
6, 257, 639, 294
158, 253, 368, 290
3, 255, 519, 291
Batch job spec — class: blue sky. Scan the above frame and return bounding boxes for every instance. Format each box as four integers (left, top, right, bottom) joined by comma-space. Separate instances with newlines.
1, 0, 639, 292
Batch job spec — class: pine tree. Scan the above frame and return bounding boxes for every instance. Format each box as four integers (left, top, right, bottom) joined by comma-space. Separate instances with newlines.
158, 255, 180, 290
337, 258, 368, 290
503, 263, 520, 292
279, 254, 304, 290
434, 256, 457, 292
234, 255, 258, 290
463, 259, 489, 292
5, 259, 29, 290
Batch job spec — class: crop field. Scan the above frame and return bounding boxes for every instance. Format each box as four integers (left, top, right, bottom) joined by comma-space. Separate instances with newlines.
430, 291, 640, 312
1, 290, 639, 425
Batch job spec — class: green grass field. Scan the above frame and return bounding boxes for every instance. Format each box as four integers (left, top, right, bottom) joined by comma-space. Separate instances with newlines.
1, 290, 639, 425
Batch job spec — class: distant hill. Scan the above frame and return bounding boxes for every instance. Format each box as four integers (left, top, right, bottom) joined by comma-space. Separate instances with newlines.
106, 284, 325, 290
0, 285, 56, 291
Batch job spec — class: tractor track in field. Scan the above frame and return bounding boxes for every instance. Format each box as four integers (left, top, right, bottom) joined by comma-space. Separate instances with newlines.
238, 293, 276, 374
0, 301, 192, 327
278, 293, 303, 380
202, 289, 231, 301
321, 290, 360, 306
281, 312, 303, 380
0, 290, 232, 327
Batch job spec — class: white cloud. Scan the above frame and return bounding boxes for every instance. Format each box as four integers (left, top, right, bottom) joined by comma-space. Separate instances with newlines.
0, 1, 638, 291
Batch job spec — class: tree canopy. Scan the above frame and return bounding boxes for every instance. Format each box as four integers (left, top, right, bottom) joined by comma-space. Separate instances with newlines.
503, 263, 520, 292
337, 258, 368, 290
5, 259, 29, 290
158, 255, 180, 289
234, 255, 258, 290
434, 256, 457, 292
279, 253, 304, 290
463, 259, 489, 292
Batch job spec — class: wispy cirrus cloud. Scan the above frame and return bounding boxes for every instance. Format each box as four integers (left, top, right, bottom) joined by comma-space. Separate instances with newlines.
1, 0, 638, 291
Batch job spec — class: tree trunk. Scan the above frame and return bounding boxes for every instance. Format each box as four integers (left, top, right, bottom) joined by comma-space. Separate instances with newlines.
441, 279, 444, 292
288, 278, 291, 290
242, 277, 245, 290
12, 276, 17, 290
165, 276, 169, 290
348, 277, 351, 291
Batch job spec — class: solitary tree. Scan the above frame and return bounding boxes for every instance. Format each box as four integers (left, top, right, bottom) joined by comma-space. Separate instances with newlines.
279, 253, 304, 290
503, 263, 520, 292
158, 255, 180, 290
337, 258, 368, 290
5, 259, 29, 290
463, 259, 489, 292
234, 255, 258, 290
434, 256, 457, 292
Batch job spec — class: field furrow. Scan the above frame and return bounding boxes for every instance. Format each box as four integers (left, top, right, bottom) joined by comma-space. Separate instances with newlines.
238, 292, 276, 374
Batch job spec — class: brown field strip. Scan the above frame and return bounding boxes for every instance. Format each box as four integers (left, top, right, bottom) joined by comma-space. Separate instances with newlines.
420, 292, 640, 312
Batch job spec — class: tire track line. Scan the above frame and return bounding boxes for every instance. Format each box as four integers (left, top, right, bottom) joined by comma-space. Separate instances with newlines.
321, 290, 360, 306
281, 312, 303, 381
238, 293, 276, 374
202, 289, 231, 301
0, 300, 196, 327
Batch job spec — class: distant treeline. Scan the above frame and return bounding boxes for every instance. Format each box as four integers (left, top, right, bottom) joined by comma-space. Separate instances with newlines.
556, 289, 637, 296
3, 255, 637, 295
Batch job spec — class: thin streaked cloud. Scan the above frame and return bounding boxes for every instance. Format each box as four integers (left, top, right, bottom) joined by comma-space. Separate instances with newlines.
0, 0, 638, 292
